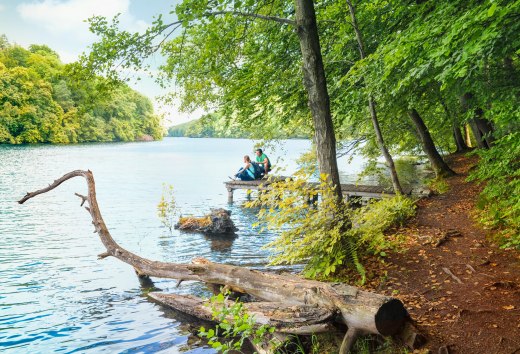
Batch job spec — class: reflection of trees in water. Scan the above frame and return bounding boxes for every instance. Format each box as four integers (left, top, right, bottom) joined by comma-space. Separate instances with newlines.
203, 233, 237, 252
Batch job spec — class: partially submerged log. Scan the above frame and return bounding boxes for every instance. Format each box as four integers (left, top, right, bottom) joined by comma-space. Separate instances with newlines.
18, 170, 411, 353
175, 208, 237, 234
148, 292, 335, 335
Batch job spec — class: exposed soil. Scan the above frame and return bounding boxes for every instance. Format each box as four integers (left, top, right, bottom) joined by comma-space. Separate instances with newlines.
364, 154, 520, 353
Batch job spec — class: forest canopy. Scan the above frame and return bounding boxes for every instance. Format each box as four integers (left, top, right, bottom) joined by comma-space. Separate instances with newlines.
0, 35, 163, 144
80, 0, 519, 244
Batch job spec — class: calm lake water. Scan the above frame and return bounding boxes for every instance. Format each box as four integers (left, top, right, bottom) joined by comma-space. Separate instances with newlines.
0, 138, 370, 353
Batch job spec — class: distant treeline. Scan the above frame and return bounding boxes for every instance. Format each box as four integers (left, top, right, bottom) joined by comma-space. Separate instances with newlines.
168, 113, 308, 139
0, 35, 163, 144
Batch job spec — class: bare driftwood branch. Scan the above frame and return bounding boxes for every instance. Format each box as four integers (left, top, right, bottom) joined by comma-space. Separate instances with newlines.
19, 170, 410, 348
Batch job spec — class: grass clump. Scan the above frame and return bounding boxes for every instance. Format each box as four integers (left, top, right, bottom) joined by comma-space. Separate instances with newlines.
425, 177, 450, 194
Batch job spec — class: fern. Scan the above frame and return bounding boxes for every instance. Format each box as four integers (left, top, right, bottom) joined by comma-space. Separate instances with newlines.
246, 172, 415, 280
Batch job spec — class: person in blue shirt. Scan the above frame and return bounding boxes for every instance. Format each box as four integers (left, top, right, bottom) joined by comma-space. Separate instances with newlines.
234, 155, 256, 181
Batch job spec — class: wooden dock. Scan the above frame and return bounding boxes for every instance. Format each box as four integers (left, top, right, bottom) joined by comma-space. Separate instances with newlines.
224, 177, 412, 203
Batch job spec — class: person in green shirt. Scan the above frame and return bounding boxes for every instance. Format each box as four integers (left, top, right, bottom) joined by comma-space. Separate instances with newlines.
255, 148, 271, 177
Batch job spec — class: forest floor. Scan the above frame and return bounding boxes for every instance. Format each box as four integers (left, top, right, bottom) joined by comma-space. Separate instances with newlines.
362, 153, 520, 354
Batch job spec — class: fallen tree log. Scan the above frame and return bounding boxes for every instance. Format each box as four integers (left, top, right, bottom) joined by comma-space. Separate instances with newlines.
18, 170, 410, 353
149, 292, 335, 335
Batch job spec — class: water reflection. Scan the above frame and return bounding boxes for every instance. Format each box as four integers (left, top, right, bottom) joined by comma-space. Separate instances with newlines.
202, 233, 238, 253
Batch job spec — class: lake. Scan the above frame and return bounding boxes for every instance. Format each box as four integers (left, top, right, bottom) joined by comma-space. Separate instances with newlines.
0, 138, 370, 353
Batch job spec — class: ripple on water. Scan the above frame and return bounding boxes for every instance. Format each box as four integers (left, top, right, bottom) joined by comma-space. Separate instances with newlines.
0, 139, 363, 353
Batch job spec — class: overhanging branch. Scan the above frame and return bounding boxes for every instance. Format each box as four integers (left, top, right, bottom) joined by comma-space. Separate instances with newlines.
204, 11, 295, 26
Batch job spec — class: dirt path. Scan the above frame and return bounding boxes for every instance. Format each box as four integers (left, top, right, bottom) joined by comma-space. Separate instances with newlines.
368, 154, 519, 353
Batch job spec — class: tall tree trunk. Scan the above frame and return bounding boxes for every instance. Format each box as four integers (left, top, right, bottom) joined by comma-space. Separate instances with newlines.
408, 109, 455, 177
468, 119, 487, 149
452, 123, 469, 152
473, 108, 495, 148
294, 0, 342, 200
346, 0, 403, 195
465, 124, 473, 148
439, 96, 468, 152
460, 93, 494, 149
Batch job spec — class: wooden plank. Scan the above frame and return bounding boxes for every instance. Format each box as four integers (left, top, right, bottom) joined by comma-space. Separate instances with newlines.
224, 177, 412, 200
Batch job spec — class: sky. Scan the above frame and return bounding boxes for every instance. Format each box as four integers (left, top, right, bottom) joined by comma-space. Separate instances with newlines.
0, 0, 203, 126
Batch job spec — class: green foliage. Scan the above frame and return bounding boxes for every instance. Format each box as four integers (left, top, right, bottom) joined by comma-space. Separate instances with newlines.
198, 292, 275, 353
247, 173, 357, 279
168, 112, 308, 139
246, 173, 415, 281
468, 132, 520, 249
425, 177, 450, 195
81, 0, 519, 237
157, 184, 178, 233
350, 195, 416, 258
168, 113, 251, 138
0, 36, 163, 144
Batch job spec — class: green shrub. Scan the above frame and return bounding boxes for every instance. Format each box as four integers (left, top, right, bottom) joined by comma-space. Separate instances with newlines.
246, 173, 416, 282
425, 177, 450, 194
198, 292, 275, 353
156, 184, 178, 233
350, 195, 416, 257
468, 132, 520, 249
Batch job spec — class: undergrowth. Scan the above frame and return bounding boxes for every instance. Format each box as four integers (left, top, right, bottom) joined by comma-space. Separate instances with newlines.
468, 132, 520, 249
246, 172, 416, 282
198, 292, 276, 353
425, 177, 450, 194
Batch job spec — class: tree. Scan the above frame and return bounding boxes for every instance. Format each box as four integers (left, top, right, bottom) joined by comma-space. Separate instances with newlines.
408, 108, 455, 177
81, 0, 343, 198
0, 37, 163, 144
294, 0, 341, 198
345, 0, 403, 194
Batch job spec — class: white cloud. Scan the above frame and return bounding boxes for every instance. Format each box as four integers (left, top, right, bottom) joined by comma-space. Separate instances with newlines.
17, 0, 145, 40
0, 4, 5, 12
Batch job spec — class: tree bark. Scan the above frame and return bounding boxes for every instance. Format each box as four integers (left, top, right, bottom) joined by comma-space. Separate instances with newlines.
460, 93, 494, 149
439, 96, 468, 153
468, 119, 487, 149
149, 292, 335, 334
452, 123, 468, 153
473, 109, 495, 148
408, 109, 455, 177
346, 0, 403, 195
465, 124, 473, 148
294, 0, 342, 200
18, 170, 410, 346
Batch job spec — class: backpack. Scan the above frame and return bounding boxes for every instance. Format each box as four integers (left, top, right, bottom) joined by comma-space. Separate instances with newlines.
251, 162, 263, 179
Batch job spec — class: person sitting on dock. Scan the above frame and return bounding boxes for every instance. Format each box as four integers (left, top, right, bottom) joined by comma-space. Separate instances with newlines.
255, 148, 271, 177
234, 155, 256, 181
